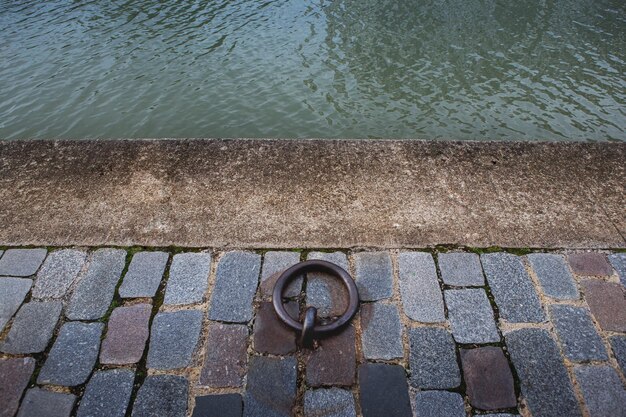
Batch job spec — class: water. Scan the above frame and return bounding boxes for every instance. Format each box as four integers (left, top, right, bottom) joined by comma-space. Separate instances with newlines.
1, 0, 625, 141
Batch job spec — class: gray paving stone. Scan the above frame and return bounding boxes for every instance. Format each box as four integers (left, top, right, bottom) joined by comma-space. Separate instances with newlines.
0, 250, 3, 259
527, 253, 578, 300
445, 288, 499, 344
360, 302, 403, 360
610, 336, 626, 375
307, 252, 351, 317
65, 248, 126, 320
0, 277, 32, 332
132, 375, 188, 417
304, 388, 356, 417
192, 394, 243, 417
164, 252, 211, 305
147, 310, 203, 370
438, 252, 484, 286
475, 415, 517, 417
550, 304, 607, 362
0, 248, 47, 276
0, 357, 35, 417
17, 388, 76, 417
481, 253, 545, 323
244, 356, 297, 417
398, 252, 445, 323
77, 369, 135, 417
119, 251, 168, 298
506, 328, 582, 417
260, 251, 302, 298
38, 321, 103, 386
32, 249, 86, 299
408, 327, 460, 389
574, 365, 626, 417
209, 251, 260, 322
358, 363, 412, 417
414, 391, 465, 417
0, 301, 62, 353
609, 253, 626, 288
354, 252, 393, 301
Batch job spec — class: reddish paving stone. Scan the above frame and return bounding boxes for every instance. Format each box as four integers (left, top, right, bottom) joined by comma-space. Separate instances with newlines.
461, 347, 516, 410
306, 325, 356, 387
253, 301, 298, 355
0, 357, 36, 417
582, 280, 626, 332
100, 303, 152, 365
568, 253, 613, 276
199, 323, 248, 388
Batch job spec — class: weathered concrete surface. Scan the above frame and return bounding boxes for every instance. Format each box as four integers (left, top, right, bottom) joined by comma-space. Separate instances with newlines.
0, 139, 623, 248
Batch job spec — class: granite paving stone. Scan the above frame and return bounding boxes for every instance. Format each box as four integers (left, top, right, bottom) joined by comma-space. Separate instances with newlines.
549, 304, 607, 362
132, 375, 188, 417
360, 302, 403, 360
574, 365, 626, 417
505, 328, 582, 417
445, 288, 499, 344
527, 253, 578, 300
409, 327, 461, 389
609, 336, 626, 375
164, 252, 211, 305
358, 363, 412, 417
17, 388, 76, 417
461, 347, 516, 410
609, 253, 626, 288
582, 280, 626, 332
100, 303, 152, 365
32, 249, 86, 298
77, 369, 135, 417
306, 325, 356, 387
304, 388, 356, 417
208, 251, 260, 322
475, 415, 517, 417
38, 321, 104, 386
481, 253, 545, 323
414, 391, 465, 417
244, 356, 297, 417
438, 252, 485, 286
568, 252, 613, 276
0, 357, 35, 417
192, 394, 243, 417
306, 252, 350, 317
200, 323, 248, 388
147, 310, 203, 370
0, 250, 3, 258
0, 301, 62, 354
0, 277, 32, 332
398, 252, 445, 323
0, 248, 47, 276
253, 301, 297, 355
354, 251, 393, 301
65, 248, 126, 320
260, 251, 302, 299
119, 251, 168, 298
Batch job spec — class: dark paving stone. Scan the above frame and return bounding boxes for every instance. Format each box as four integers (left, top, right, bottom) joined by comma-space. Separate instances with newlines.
77, 369, 135, 417
582, 280, 626, 332
100, 303, 152, 365
0, 357, 35, 417
32, 249, 86, 299
481, 253, 545, 323
306, 252, 351, 318
354, 251, 393, 301
568, 252, 613, 276
17, 388, 76, 417
408, 327, 460, 389
574, 365, 626, 417
549, 304, 607, 362
119, 251, 168, 298
0, 277, 32, 332
358, 363, 412, 417
244, 356, 297, 417
0, 300, 62, 354
304, 388, 356, 417
527, 253, 579, 300
414, 391, 465, 417
164, 252, 211, 305
505, 328, 582, 417
0, 248, 47, 277
398, 252, 445, 323
461, 347, 516, 410
609, 336, 626, 375
445, 288, 499, 344
66, 248, 126, 320
147, 310, 203, 370
260, 251, 302, 299
360, 302, 403, 360
38, 321, 103, 386
132, 375, 188, 417
438, 252, 485, 286
200, 323, 248, 388
253, 301, 297, 355
476, 415, 517, 417
609, 253, 626, 288
306, 325, 356, 387
192, 394, 243, 417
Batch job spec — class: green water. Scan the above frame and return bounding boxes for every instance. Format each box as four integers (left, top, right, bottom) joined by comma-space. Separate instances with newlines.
1, 0, 625, 140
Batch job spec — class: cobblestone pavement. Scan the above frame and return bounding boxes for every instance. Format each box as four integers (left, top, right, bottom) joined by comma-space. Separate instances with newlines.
1, 247, 626, 417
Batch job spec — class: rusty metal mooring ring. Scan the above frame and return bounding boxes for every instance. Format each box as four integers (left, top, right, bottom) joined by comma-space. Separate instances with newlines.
272, 260, 359, 347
